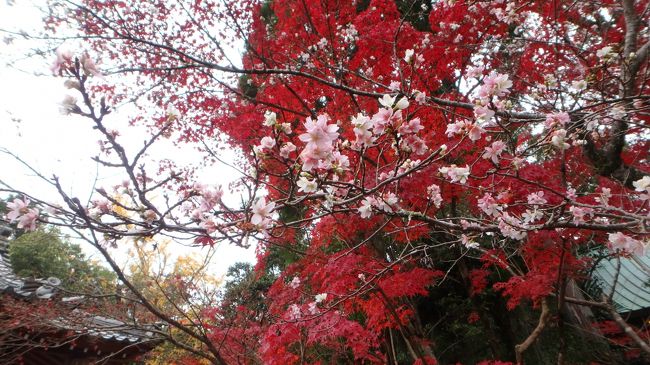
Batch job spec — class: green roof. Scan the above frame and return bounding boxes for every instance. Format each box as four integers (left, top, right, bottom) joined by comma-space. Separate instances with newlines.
592, 254, 650, 312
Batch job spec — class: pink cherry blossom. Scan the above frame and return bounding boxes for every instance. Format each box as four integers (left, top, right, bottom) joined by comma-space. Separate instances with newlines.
395, 97, 409, 110
289, 276, 301, 289
414, 90, 426, 104
298, 114, 339, 171
544, 112, 570, 129
597, 187, 612, 206
280, 142, 296, 158
445, 120, 464, 137
80, 52, 102, 77
299, 114, 339, 150
378, 94, 396, 108
358, 197, 376, 219
263, 111, 277, 126
398, 117, 423, 135
608, 232, 646, 256
17, 209, 39, 231
466, 122, 485, 141
466, 65, 484, 78
474, 105, 495, 123
6, 198, 39, 231
251, 198, 276, 228
352, 113, 374, 147
482, 140, 507, 163
633, 176, 650, 193
50, 48, 73, 75
551, 129, 570, 150
527, 191, 547, 205
297, 176, 318, 193
477, 72, 512, 102
259, 136, 276, 150
440, 165, 470, 184
477, 193, 501, 216
569, 206, 593, 224
427, 184, 443, 208
400, 135, 428, 155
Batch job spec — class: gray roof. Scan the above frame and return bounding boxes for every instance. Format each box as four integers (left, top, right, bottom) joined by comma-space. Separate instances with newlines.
50, 312, 159, 343
592, 254, 650, 312
0, 254, 60, 299
0, 220, 160, 344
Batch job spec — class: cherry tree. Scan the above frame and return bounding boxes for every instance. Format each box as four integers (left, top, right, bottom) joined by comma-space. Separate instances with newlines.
2, 0, 650, 363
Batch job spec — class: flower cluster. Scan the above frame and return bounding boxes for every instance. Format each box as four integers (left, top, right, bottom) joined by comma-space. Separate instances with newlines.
298, 115, 340, 171
5, 198, 39, 231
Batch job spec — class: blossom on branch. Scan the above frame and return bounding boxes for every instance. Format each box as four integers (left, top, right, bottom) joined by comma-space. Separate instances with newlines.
6, 197, 39, 231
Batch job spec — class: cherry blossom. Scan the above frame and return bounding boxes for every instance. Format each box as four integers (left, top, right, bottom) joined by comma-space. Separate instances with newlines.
352, 113, 374, 148
465, 65, 484, 78
279, 142, 296, 158
608, 232, 646, 256
286, 304, 301, 320
544, 112, 570, 129
478, 193, 502, 216
378, 94, 396, 109
289, 276, 301, 289
439, 165, 470, 184
551, 129, 570, 150
299, 114, 339, 150
461, 235, 479, 249
527, 191, 547, 205
569, 206, 593, 224
395, 97, 409, 110
482, 140, 507, 163
79, 52, 102, 77
414, 90, 426, 104
633, 176, 650, 194
297, 176, 318, 193
6, 198, 39, 231
259, 136, 276, 150
597, 187, 612, 206
358, 197, 375, 219
427, 184, 443, 208
446, 120, 484, 141
60, 95, 79, 115
263, 111, 277, 126
50, 47, 72, 75
251, 198, 275, 228
596, 46, 614, 59
398, 117, 423, 135
521, 208, 543, 224
474, 105, 495, 123
477, 72, 513, 101
314, 293, 327, 303
403, 49, 414, 63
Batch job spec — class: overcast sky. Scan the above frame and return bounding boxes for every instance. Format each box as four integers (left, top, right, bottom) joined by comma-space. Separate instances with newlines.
0, 1, 256, 278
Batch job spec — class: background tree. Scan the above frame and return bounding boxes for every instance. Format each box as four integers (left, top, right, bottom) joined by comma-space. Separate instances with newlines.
8, 227, 116, 292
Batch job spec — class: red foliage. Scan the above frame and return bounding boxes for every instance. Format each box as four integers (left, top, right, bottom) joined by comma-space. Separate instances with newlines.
38, 0, 650, 362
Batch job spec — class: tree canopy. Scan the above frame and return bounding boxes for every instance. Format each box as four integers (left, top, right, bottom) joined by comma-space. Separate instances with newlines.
8, 227, 116, 292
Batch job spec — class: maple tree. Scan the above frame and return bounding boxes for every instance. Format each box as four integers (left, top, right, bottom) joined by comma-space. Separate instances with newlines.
2, 0, 650, 363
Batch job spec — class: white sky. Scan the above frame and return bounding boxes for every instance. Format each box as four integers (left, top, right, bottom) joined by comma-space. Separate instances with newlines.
0, 1, 256, 279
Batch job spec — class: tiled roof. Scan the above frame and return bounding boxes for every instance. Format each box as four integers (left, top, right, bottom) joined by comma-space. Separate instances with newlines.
0, 220, 160, 344
50, 312, 159, 343
0, 254, 60, 299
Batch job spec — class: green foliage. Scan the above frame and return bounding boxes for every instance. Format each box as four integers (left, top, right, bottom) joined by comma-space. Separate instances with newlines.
8, 227, 116, 292
395, 0, 431, 32
221, 262, 274, 318
238, 74, 258, 98
260, 0, 278, 29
